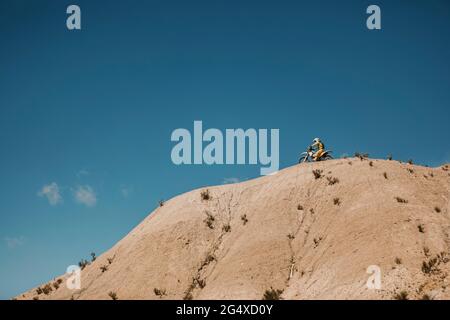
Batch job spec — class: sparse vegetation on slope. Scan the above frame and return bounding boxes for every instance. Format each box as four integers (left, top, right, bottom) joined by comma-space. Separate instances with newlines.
204, 211, 215, 229
395, 197, 408, 204
422, 258, 438, 274
201, 189, 211, 201
326, 176, 339, 185
53, 279, 62, 290
108, 291, 118, 300
154, 288, 167, 297
78, 259, 89, 270
354, 152, 369, 161
394, 291, 408, 300
312, 169, 323, 179
262, 288, 283, 300
42, 284, 52, 295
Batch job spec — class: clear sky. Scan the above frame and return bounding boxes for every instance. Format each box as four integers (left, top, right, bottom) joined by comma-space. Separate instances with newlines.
0, 0, 449, 299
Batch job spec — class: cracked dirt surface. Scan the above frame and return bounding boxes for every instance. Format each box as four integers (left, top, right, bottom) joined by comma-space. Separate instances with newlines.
18, 159, 450, 300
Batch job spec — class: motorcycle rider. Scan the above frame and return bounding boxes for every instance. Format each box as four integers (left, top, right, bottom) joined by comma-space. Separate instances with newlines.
311, 138, 325, 161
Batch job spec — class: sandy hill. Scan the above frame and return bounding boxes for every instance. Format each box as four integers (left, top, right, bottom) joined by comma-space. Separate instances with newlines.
18, 159, 450, 300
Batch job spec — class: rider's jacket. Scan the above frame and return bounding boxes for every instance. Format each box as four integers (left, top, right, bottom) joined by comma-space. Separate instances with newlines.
312, 141, 325, 150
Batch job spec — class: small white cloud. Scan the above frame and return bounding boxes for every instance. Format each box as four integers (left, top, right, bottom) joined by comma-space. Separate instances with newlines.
77, 169, 89, 178
5, 236, 26, 249
120, 186, 133, 198
223, 177, 240, 184
38, 182, 63, 206
74, 185, 97, 207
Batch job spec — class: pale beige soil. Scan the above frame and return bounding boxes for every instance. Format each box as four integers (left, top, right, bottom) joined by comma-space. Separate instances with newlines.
18, 159, 450, 300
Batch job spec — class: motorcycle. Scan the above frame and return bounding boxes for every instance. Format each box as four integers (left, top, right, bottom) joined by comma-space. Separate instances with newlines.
299, 146, 333, 163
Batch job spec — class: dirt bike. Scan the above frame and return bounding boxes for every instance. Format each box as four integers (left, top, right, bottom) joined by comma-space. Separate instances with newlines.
298, 146, 333, 163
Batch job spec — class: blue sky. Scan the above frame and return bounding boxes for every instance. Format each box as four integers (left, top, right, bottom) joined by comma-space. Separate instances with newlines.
0, 0, 449, 299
